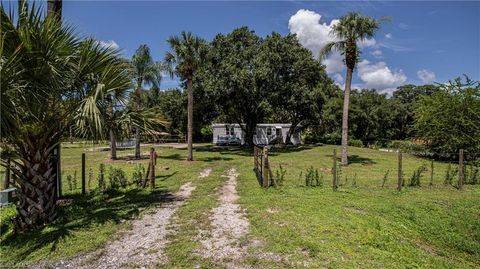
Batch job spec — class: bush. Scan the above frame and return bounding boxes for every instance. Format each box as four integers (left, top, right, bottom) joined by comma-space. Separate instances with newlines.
409, 165, 427, 187
107, 166, 128, 190
348, 139, 364, 148
132, 164, 145, 186
275, 164, 286, 186
97, 164, 106, 191
444, 164, 457, 186
305, 166, 322, 187
381, 170, 390, 187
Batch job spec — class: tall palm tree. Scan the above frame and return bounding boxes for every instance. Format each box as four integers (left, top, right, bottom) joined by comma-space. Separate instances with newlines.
130, 45, 159, 159
321, 12, 385, 166
0, 2, 131, 232
165, 31, 207, 161
47, 0, 62, 19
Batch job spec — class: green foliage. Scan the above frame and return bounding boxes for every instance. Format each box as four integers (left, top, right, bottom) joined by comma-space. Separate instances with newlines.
466, 165, 479, 185
107, 166, 128, 190
348, 139, 363, 148
132, 164, 145, 186
444, 164, 457, 186
414, 76, 480, 155
66, 174, 73, 192
305, 166, 321, 187
409, 165, 427, 187
88, 168, 93, 191
381, 170, 389, 187
275, 165, 287, 186
97, 164, 106, 191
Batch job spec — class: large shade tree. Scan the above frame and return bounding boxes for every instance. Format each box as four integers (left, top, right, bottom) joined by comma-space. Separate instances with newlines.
165, 31, 207, 161
0, 2, 134, 231
320, 12, 385, 165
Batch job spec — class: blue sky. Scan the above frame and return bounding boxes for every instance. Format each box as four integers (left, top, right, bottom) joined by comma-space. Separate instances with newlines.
5, 1, 480, 92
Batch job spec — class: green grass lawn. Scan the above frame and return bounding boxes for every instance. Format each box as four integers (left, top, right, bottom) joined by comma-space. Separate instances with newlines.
1, 143, 479, 268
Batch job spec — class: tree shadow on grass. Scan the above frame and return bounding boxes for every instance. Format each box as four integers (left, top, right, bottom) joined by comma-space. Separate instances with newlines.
326, 154, 377, 165
1, 187, 172, 264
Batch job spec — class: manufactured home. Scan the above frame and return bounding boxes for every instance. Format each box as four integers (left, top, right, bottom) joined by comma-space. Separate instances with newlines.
212, 123, 302, 145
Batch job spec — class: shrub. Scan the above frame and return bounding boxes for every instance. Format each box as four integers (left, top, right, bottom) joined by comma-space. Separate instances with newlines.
444, 164, 457, 186
72, 171, 77, 190
348, 139, 364, 148
132, 164, 145, 186
108, 166, 128, 190
66, 174, 73, 191
275, 164, 286, 186
88, 168, 93, 191
305, 166, 321, 187
409, 165, 427, 187
381, 170, 389, 187
98, 164, 106, 191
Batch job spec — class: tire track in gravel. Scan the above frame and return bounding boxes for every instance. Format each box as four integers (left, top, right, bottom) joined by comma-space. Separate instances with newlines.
199, 167, 250, 268
31, 168, 213, 269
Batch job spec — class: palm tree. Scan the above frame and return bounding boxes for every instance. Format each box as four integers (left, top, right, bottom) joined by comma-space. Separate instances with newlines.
0, 2, 131, 232
130, 45, 159, 159
320, 12, 385, 166
165, 31, 207, 161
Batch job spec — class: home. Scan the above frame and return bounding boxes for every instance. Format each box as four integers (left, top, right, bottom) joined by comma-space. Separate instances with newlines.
212, 123, 302, 145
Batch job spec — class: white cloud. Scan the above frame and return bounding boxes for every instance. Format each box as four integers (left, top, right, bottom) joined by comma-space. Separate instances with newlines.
358, 38, 376, 48
417, 69, 436, 84
370, 49, 383, 58
357, 60, 407, 91
333, 73, 344, 84
385, 33, 393, 39
98, 40, 119, 49
288, 9, 342, 73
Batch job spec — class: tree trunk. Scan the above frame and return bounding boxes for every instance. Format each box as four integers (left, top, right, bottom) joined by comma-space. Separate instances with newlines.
135, 127, 141, 159
47, 0, 62, 19
341, 67, 353, 166
12, 144, 58, 232
187, 77, 194, 161
110, 130, 117, 160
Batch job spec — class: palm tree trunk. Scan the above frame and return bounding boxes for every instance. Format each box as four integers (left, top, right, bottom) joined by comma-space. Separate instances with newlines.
187, 77, 194, 161
110, 130, 117, 160
341, 67, 353, 166
12, 145, 58, 232
135, 127, 141, 159
47, 0, 62, 19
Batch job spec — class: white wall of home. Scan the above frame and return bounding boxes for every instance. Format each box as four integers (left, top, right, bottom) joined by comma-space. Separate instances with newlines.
213, 124, 302, 145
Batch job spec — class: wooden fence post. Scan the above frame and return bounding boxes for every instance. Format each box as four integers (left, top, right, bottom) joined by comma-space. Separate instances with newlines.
4, 158, 10, 189
81, 153, 86, 194
397, 151, 403, 191
262, 147, 269, 187
333, 149, 337, 191
458, 149, 464, 190
149, 148, 155, 190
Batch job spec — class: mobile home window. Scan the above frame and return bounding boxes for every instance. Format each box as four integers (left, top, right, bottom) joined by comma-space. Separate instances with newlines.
276, 128, 281, 136
230, 127, 234, 136
267, 127, 272, 136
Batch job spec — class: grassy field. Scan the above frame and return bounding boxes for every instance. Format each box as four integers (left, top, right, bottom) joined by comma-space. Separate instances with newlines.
1, 143, 479, 268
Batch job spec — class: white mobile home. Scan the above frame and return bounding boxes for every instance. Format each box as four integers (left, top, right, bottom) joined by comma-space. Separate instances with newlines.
212, 123, 302, 145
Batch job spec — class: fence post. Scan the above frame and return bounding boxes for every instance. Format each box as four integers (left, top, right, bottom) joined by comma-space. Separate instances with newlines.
262, 147, 269, 187
458, 149, 464, 190
4, 158, 10, 189
81, 153, 86, 194
332, 149, 337, 191
149, 148, 155, 190
397, 150, 403, 191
